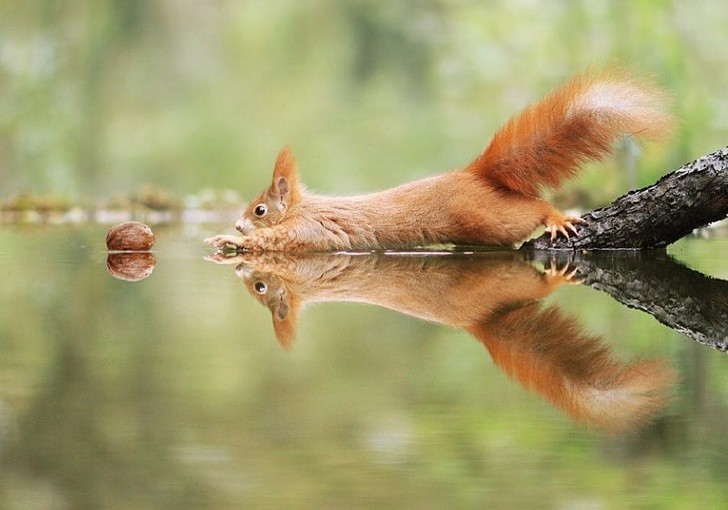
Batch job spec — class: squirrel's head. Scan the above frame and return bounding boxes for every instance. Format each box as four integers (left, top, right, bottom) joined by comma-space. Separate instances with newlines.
236, 147, 303, 234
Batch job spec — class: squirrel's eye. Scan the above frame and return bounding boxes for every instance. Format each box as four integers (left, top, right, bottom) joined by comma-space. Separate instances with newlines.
254, 281, 267, 294
254, 204, 267, 218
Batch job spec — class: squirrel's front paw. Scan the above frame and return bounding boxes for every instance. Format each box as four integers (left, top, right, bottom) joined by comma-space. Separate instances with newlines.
204, 234, 247, 250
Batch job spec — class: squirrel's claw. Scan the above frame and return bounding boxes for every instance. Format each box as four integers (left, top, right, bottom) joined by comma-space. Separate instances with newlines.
544, 261, 584, 285
545, 215, 585, 241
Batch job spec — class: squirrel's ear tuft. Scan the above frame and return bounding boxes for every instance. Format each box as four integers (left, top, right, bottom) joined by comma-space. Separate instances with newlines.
272, 146, 298, 184
271, 146, 302, 211
272, 294, 299, 351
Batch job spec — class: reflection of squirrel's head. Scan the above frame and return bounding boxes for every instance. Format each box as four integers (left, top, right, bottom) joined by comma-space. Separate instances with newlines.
237, 262, 298, 350
235, 147, 303, 236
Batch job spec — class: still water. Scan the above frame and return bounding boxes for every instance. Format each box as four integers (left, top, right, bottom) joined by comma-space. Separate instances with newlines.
1, 224, 727, 509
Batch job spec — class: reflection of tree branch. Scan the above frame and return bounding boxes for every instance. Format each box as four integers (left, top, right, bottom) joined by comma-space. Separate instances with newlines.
532, 251, 728, 351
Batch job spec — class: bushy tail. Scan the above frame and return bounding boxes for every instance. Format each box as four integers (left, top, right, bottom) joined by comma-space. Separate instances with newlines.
467, 71, 674, 196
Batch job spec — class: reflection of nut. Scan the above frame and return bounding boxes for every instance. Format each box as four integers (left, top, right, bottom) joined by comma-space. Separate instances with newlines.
107, 253, 156, 281
106, 221, 155, 251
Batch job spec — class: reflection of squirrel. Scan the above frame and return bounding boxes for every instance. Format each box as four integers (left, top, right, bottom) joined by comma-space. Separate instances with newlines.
210, 251, 675, 432
206, 72, 673, 252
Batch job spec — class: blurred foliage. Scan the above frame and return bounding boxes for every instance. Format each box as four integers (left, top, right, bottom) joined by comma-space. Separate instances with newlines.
1, 0, 727, 206
0, 192, 72, 213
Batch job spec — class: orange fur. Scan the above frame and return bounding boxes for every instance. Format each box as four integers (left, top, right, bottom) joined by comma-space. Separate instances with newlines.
470, 72, 673, 196
206, 71, 673, 252
473, 305, 675, 432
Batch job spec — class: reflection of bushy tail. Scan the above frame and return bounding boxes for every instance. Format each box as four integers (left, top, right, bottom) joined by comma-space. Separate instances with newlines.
470, 303, 676, 432
575, 359, 675, 432
467, 71, 674, 196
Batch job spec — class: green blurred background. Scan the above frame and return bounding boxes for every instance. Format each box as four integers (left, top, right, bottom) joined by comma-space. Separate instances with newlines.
2, 3, 728, 506
2, 0, 726, 206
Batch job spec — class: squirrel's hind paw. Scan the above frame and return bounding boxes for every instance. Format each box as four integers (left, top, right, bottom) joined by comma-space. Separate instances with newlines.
544, 261, 584, 285
544, 214, 584, 241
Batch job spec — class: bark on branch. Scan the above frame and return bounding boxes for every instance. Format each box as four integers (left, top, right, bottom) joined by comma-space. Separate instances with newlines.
524, 146, 728, 250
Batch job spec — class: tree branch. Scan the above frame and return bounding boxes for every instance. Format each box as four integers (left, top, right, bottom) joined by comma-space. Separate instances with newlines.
523, 146, 728, 250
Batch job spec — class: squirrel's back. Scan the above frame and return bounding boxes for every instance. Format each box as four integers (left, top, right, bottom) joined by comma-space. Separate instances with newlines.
467, 72, 674, 196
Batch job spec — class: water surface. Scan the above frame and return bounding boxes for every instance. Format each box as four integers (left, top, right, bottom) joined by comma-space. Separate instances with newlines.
1, 225, 727, 509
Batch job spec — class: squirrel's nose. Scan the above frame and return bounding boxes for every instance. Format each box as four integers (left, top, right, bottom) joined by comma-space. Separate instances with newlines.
235, 218, 252, 234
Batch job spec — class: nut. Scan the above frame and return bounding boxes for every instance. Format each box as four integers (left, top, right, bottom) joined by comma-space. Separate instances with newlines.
106, 221, 155, 251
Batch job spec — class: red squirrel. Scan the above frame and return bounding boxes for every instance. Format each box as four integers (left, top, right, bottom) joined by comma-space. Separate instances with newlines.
206, 72, 673, 252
